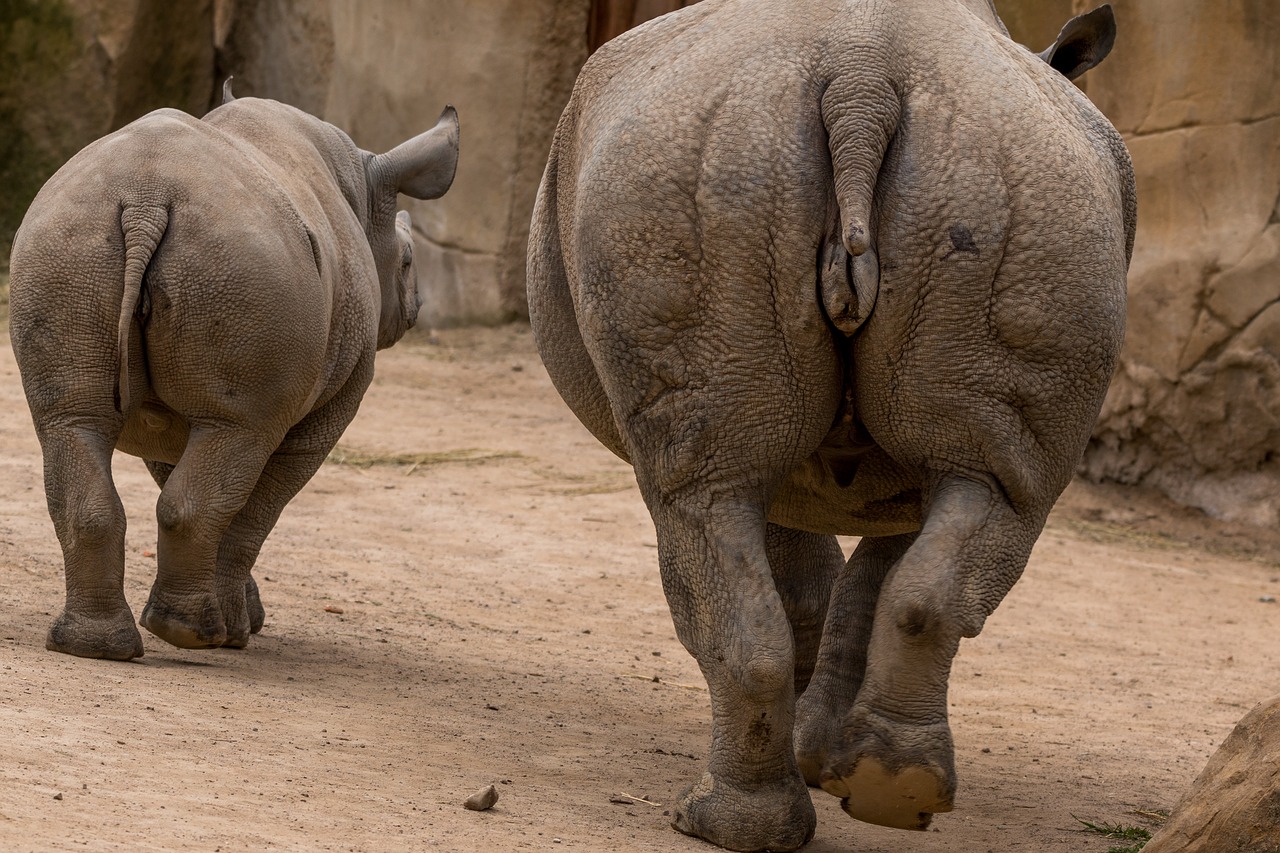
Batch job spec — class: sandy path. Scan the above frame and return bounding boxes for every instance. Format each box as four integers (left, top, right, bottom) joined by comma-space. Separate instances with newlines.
1, 324, 1277, 852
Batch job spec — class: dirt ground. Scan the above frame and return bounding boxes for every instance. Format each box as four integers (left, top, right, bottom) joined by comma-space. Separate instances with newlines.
1, 322, 1278, 852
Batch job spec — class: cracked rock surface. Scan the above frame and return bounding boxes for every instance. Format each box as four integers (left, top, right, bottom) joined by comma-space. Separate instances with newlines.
1144, 693, 1280, 853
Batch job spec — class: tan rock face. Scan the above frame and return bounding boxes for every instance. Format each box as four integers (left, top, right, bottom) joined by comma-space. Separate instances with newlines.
1143, 694, 1280, 853
999, 0, 1280, 525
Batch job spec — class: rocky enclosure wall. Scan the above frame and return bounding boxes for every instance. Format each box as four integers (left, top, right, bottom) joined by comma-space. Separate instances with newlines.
2, 0, 1278, 524
999, 0, 1280, 525
0, 0, 214, 261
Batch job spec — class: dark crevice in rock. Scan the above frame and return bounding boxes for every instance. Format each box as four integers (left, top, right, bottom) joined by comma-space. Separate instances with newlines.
1124, 111, 1280, 139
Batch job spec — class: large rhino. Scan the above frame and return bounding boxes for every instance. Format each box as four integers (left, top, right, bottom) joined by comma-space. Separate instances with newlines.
529, 0, 1133, 850
9, 91, 458, 661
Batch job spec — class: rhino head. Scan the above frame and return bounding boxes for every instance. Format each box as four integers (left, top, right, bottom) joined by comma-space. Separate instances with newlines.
365, 105, 459, 349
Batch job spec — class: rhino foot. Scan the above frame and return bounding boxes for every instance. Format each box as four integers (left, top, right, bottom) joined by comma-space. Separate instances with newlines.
46, 607, 144, 660
671, 770, 815, 852
794, 693, 840, 788
245, 576, 265, 635
140, 588, 227, 649
819, 710, 955, 830
210, 579, 254, 649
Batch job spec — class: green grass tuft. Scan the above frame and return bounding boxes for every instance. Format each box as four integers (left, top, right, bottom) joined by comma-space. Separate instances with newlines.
1075, 815, 1156, 852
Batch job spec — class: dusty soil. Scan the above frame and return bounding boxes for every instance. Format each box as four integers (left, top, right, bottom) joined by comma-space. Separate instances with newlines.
1, 322, 1278, 852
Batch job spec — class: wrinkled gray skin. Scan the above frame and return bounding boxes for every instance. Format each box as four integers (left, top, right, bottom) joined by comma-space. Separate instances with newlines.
528, 1, 1134, 849
9, 92, 459, 660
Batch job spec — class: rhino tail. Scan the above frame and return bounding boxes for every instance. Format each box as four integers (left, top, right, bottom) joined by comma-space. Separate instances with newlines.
820, 46, 901, 259
117, 203, 169, 413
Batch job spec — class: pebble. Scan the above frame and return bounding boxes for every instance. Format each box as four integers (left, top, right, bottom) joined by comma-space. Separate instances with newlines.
464, 784, 498, 811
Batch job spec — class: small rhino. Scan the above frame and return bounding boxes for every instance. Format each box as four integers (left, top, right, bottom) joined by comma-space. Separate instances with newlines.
9, 89, 459, 660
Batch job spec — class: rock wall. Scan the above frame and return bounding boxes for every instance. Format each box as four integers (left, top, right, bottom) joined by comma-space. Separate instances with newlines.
0, 0, 214, 262
998, 0, 1280, 525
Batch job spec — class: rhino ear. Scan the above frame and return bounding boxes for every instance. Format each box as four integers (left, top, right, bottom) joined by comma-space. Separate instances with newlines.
1038, 4, 1116, 80
372, 106, 459, 201
222, 77, 236, 104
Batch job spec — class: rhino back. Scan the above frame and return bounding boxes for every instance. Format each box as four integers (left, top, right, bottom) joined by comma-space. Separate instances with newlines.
10, 107, 368, 434
849, 2, 1132, 512
547, 0, 1132, 534
556, 0, 846, 467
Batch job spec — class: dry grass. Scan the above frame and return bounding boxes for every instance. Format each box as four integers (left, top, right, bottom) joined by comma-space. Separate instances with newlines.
325, 444, 523, 472
1057, 514, 1280, 567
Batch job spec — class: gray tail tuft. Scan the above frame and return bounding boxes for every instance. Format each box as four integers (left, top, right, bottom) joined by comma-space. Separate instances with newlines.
117, 204, 169, 414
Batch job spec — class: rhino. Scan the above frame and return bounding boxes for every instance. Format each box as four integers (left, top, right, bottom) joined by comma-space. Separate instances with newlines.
528, 0, 1134, 849
8, 88, 459, 661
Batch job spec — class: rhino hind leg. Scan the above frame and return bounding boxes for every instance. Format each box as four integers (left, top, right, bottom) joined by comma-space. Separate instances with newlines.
600, 358, 836, 851
763, 524, 842, 698
211, 365, 369, 648
143, 459, 265, 639
647, 500, 817, 853
39, 424, 144, 660
817, 476, 1041, 830
140, 426, 283, 649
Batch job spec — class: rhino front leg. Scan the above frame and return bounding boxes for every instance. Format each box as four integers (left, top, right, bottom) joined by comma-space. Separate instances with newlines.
40, 424, 143, 660
140, 427, 278, 649
794, 531, 916, 786
764, 523, 842, 698
819, 476, 1041, 831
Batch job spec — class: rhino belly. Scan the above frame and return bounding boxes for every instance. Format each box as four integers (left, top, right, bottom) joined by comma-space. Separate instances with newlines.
768, 444, 923, 538
117, 401, 190, 465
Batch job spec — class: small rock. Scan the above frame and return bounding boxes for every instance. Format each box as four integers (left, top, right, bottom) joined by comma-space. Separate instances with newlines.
53, 793, 62, 800
464, 784, 498, 811
323, 605, 344, 614
1259, 596, 1277, 604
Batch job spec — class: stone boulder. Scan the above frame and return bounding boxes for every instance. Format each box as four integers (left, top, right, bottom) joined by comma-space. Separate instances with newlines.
1143, 694, 1280, 853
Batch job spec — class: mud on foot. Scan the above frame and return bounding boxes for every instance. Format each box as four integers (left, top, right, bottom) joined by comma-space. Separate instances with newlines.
821, 755, 953, 830
819, 712, 956, 830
